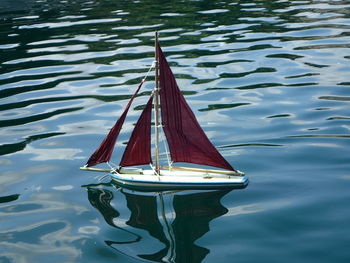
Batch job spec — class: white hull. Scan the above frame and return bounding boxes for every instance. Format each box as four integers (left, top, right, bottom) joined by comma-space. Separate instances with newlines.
110, 169, 248, 191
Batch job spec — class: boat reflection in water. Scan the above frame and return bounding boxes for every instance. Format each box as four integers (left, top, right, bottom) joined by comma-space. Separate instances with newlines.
86, 183, 237, 263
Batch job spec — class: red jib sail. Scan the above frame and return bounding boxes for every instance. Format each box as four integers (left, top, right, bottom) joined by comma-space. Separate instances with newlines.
119, 95, 153, 167
158, 44, 236, 171
86, 81, 145, 167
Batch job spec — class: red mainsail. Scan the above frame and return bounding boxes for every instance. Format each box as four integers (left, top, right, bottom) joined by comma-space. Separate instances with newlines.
119, 96, 153, 167
86, 82, 145, 167
158, 44, 235, 171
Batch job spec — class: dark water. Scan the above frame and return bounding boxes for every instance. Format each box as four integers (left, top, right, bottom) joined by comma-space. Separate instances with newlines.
1, 0, 350, 262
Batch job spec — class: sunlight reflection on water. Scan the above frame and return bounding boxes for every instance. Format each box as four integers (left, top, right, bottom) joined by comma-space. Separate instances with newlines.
1, 0, 350, 262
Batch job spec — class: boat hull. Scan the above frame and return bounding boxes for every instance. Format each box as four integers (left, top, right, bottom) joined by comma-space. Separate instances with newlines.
110, 169, 248, 191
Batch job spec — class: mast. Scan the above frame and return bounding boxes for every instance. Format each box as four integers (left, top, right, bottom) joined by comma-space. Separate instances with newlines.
154, 31, 160, 173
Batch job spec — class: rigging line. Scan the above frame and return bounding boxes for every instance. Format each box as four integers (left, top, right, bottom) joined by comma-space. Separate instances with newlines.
142, 61, 156, 83
107, 162, 118, 173
108, 161, 119, 168
160, 127, 172, 168
108, 62, 155, 168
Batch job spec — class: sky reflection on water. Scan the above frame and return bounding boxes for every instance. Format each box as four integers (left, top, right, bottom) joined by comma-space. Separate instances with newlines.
1, 0, 350, 262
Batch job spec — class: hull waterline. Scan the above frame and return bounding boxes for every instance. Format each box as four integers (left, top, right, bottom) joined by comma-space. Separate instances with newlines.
109, 170, 248, 191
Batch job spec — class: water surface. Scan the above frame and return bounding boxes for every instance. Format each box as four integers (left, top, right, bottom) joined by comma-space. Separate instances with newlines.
1, 0, 350, 262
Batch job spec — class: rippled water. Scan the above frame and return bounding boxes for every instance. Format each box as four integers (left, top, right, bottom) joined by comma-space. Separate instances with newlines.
1, 0, 350, 262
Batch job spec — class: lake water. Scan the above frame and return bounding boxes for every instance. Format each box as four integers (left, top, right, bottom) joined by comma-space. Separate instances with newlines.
1, 0, 350, 262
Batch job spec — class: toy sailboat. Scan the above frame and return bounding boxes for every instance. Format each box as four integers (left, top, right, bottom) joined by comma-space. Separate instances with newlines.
80, 32, 248, 190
